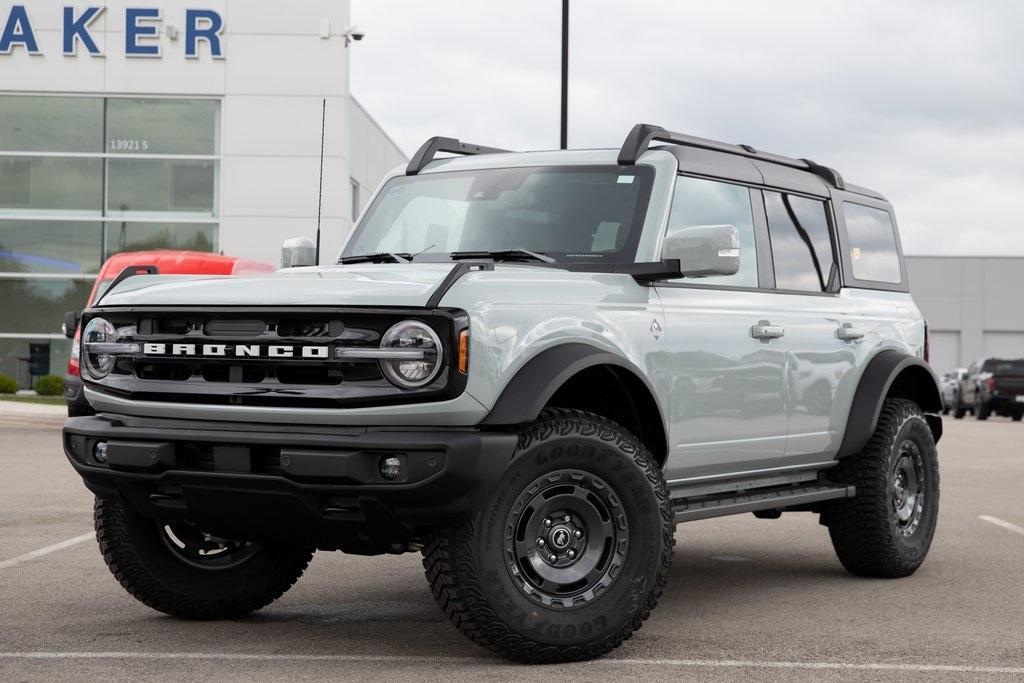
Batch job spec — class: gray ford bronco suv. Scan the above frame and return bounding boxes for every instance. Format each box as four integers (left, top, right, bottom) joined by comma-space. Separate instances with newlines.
65, 124, 943, 663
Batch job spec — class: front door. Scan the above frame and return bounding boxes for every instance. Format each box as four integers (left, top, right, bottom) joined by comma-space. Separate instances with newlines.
657, 175, 788, 482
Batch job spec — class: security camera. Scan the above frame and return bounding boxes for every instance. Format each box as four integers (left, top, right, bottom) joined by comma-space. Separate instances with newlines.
343, 27, 365, 46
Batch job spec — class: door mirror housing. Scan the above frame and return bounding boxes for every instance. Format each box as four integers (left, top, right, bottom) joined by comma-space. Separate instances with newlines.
661, 224, 740, 278
281, 236, 317, 268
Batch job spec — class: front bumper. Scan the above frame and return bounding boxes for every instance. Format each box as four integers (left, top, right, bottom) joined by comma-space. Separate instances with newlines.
63, 375, 93, 417
64, 413, 517, 554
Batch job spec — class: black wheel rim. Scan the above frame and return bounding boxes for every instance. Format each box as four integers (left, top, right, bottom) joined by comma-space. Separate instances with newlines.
891, 440, 925, 537
158, 521, 260, 570
503, 469, 628, 608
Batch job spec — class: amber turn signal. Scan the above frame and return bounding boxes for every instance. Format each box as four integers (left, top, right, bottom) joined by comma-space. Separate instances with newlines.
458, 329, 469, 374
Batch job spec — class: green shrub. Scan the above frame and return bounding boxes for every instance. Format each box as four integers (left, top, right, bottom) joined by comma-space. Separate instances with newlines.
34, 374, 64, 397
0, 373, 16, 394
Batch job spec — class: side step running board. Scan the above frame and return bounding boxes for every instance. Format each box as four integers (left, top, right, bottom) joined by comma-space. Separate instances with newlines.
672, 484, 854, 523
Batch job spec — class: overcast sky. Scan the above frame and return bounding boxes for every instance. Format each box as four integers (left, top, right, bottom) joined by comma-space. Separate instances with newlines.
351, 1, 1024, 256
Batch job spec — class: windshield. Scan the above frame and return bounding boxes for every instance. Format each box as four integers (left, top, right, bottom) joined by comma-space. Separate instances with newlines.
341, 165, 655, 264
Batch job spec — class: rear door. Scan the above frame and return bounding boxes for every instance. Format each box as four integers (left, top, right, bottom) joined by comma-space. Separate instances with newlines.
760, 190, 863, 459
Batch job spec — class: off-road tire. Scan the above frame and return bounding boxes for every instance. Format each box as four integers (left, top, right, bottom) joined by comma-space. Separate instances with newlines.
975, 397, 991, 420
422, 409, 675, 663
823, 398, 939, 578
94, 496, 314, 619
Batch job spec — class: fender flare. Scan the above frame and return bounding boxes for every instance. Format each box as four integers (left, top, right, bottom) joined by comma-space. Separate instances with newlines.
837, 349, 943, 458
481, 343, 667, 434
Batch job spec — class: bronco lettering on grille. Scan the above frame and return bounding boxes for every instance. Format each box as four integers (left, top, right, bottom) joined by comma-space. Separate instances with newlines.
142, 343, 330, 359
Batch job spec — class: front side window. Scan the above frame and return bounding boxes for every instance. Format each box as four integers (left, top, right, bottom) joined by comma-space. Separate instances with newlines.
664, 176, 758, 287
343, 166, 654, 264
765, 192, 835, 292
844, 202, 902, 284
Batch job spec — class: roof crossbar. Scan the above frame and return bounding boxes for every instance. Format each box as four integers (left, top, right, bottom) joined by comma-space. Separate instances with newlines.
617, 123, 844, 190
406, 136, 510, 175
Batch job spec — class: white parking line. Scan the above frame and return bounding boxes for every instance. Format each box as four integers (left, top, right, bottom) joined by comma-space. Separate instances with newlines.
0, 652, 1023, 674
0, 533, 94, 570
979, 515, 1024, 537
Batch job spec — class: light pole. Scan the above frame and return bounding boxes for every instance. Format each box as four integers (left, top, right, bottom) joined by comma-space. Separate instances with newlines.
560, 0, 569, 150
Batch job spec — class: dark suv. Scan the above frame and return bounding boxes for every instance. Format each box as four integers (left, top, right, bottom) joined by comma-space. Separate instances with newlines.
955, 358, 1024, 421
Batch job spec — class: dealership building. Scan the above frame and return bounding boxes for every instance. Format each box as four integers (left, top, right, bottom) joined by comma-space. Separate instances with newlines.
906, 256, 1024, 375
0, 1, 406, 387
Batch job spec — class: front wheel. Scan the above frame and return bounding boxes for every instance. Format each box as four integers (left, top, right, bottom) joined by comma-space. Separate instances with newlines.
422, 409, 674, 663
823, 398, 939, 578
94, 497, 314, 619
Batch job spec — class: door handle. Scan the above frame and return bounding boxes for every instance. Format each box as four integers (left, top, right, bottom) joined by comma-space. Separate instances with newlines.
751, 320, 785, 341
836, 323, 866, 341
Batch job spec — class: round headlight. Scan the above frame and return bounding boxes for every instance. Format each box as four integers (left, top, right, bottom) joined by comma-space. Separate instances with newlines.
83, 317, 117, 379
380, 320, 443, 389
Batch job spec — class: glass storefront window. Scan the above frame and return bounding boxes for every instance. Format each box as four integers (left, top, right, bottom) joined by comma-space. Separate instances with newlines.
103, 222, 217, 257
0, 156, 103, 214
0, 278, 93, 334
107, 98, 219, 155
0, 95, 220, 388
107, 159, 217, 215
0, 96, 103, 153
0, 220, 103, 274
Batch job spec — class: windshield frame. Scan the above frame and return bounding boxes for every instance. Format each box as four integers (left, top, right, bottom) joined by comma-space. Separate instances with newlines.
339, 164, 657, 267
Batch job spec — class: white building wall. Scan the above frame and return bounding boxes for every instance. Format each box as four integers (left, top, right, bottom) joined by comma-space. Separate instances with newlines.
0, 0, 409, 265
347, 97, 408, 241
907, 256, 1024, 372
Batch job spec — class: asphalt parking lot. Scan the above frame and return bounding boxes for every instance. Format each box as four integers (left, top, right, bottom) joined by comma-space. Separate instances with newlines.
1, 403, 1023, 681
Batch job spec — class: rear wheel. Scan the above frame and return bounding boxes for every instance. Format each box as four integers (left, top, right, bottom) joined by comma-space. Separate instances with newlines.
823, 399, 939, 578
1012, 410, 1023, 422
94, 497, 314, 619
975, 396, 991, 420
422, 409, 674, 663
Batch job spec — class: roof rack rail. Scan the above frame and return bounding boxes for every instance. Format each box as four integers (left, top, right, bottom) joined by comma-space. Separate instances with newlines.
617, 123, 844, 190
406, 136, 510, 176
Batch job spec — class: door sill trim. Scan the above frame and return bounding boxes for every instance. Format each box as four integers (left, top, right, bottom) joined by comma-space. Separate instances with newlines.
666, 460, 837, 487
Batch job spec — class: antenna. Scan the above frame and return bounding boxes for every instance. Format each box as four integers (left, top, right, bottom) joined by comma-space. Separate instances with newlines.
315, 98, 326, 266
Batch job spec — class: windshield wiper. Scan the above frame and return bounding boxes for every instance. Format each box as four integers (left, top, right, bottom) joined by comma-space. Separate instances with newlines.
338, 252, 411, 265
450, 249, 557, 264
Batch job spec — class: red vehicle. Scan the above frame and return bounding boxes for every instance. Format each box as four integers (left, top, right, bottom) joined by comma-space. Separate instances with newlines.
63, 250, 275, 415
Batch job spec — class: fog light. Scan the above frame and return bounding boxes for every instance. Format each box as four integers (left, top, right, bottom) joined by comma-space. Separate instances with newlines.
94, 441, 108, 463
379, 455, 402, 481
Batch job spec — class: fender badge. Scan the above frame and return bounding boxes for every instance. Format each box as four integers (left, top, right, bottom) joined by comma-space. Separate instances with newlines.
650, 319, 663, 340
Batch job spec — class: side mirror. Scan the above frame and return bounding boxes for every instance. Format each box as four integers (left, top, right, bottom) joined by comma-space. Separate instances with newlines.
281, 236, 317, 268
62, 311, 79, 339
661, 224, 740, 278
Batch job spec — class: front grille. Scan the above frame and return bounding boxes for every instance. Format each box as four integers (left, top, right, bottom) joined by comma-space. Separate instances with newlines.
86, 308, 468, 408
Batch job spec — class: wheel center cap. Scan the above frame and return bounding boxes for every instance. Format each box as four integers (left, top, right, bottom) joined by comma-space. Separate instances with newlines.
549, 525, 572, 549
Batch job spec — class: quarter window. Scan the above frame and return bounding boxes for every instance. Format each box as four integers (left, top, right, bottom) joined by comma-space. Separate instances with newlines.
843, 202, 902, 284
764, 192, 835, 292
665, 176, 758, 287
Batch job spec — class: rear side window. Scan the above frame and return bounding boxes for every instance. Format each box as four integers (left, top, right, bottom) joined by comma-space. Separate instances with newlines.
844, 203, 902, 283
764, 192, 834, 292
